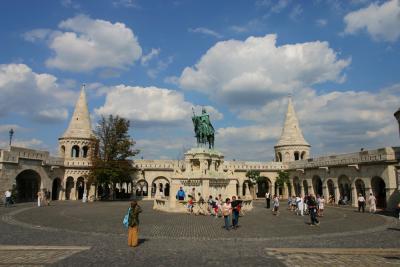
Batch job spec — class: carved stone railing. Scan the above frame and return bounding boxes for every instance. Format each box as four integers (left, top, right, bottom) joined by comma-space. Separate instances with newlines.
288, 147, 400, 170
153, 199, 253, 213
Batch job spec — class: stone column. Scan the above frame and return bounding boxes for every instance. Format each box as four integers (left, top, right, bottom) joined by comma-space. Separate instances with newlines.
202, 179, 210, 200
334, 186, 340, 204
60, 178, 66, 200
238, 183, 243, 197
300, 184, 304, 197
169, 179, 180, 209
245, 183, 251, 198
70, 179, 77, 200
155, 183, 160, 198
323, 186, 329, 202
351, 186, 357, 207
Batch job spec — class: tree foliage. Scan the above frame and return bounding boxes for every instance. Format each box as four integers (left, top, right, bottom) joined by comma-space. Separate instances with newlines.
245, 170, 260, 184
275, 170, 290, 187
88, 115, 139, 186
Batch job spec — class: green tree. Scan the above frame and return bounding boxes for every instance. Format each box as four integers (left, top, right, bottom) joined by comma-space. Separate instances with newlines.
245, 170, 260, 184
276, 170, 290, 188
88, 115, 139, 199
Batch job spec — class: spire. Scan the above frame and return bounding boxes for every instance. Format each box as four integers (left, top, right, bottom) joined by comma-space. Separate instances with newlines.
62, 84, 94, 139
276, 95, 309, 147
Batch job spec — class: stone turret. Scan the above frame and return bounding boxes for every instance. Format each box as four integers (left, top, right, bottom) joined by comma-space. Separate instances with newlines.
274, 96, 310, 162
58, 85, 97, 200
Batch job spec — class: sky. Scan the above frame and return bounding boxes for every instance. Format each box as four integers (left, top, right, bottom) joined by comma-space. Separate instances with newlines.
0, 0, 400, 161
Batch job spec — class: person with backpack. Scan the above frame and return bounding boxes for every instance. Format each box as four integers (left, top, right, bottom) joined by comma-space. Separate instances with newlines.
307, 194, 319, 226
127, 201, 142, 247
231, 196, 242, 229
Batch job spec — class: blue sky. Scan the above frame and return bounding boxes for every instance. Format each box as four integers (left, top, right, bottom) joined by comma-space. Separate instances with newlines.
0, 0, 399, 161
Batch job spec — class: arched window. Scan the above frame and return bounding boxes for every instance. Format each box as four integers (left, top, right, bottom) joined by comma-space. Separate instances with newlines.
82, 146, 89, 158
276, 152, 282, 162
71, 145, 80, 158
301, 151, 306, 160
294, 151, 300, 161
60, 145, 65, 157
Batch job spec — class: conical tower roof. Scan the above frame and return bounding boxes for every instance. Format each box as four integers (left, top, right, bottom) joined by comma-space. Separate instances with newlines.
62, 85, 94, 139
275, 96, 309, 147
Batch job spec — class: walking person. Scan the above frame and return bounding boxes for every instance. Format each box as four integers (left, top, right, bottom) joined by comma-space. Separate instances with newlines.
37, 191, 42, 207
4, 190, 12, 208
231, 196, 242, 229
128, 200, 142, 247
272, 195, 280, 216
307, 194, 319, 226
368, 193, 376, 213
265, 192, 271, 209
222, 198, 232, 230
318, 195, 325, 217
358, 194, 366, 213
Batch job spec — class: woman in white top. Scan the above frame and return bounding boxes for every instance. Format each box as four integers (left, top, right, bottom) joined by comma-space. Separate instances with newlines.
368, 193, 376, 213
222, 198, 232, 230
318, 196, 325, 217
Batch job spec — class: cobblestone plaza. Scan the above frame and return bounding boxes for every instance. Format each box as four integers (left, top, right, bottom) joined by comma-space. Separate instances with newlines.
1, 200, 399, 266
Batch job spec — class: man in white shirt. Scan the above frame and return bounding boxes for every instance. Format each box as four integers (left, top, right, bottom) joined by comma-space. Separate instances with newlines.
368, 193, 376, 213
4, 190, 12, 207
265, 192, 271, 209
357, 194, 366, 213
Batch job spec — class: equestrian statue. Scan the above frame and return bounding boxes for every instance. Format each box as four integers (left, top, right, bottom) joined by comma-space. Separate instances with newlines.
192, 107, 215, 149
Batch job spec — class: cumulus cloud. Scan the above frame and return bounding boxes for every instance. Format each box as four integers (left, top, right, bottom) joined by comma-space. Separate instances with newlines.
179, 34, 350, 106
0, 63, 75, 122
0, 138, 44, 150
344, 0, 400, 42
44, 15, 142, 71
95, 85, 222, 127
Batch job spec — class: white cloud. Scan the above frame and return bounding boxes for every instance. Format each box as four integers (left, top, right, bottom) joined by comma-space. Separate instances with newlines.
289, 4, 303, 21
179, 34, 350, 106
113, 0, 139, 8
61, 0, 81, 9
141, 48, 160, 66
23, 29, 54, 42
344, 0, 400, 42
316, 19, 328, 27
0, 124, 24, 133
188, 27, 223, 38
45, 15, 142, 71
0, 63, 75, 122
95, 85, 222, 127
0, 138, 44, 149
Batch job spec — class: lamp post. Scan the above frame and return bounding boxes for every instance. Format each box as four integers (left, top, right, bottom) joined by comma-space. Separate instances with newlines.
9, 128, 14, 146
395, 108, 400, 137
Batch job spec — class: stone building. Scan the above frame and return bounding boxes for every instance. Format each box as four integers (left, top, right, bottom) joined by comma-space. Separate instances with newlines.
0, 90, 399, 210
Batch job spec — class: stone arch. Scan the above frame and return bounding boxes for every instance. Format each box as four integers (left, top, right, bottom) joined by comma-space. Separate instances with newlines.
276, 152, 282, 162
301, 151, 306, 160
312, 175, 323, 196
65, 177, 74, 200
82, 146, 89, 158
52, 177, 62, 200
371, 176, 386, 209
60, 145, 66, 157
16, 169, 41, 202
152, 176, 170, 197
76, 177, 85, 200
338, 175, 351, 203
327, 179, 335, 200
136, 179, 148, 197
293, 177, 301, 196
71, 145, 80, 158
354, 179, 366, 197
302, 180, 309, 195
294, 151, 300, 161
256, 177, 271, 198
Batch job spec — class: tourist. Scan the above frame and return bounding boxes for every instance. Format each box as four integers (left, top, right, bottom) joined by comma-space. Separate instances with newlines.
127, 200, 142, 247
319, 195, 325, 217
222, 198, 232, 230
307, 194, 319, 226
303, 195, 309, 215
37, 190, 42, 207
296, 195, 304, 216
176, 187, 185, 200
287, 196, 292, 210
207, 195, 214, 214
198, 193, 205, 204
272, 195, 279, 216
368, 193, 376, 213
213, 197, 220, 217
4, 189, 11, 208
190, 188, 196, 201
291, 195, 297, 211
231, 196, 242, 229
82, 191, 88, 203
265, 191, 271, 209
358, 193, 366, 213
187, 197, 194, 213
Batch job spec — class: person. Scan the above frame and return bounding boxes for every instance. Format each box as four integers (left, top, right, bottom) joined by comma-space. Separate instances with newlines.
287, 196, 292, 210
222, 198, 232, 230
319, 195, 325, 217
4, 190, 11, 208
272, 195, 279, 216
198, 193, 205, 204
187, 197, 194, 213
358, 193, 366, 213
265, 192, 271, 209
231, 196, 242, 229
307, 194, 319, 226
190, 188, 196, 201
213, 197, 220, 217
368, 193, 376, 213
37, 191, 42, 207
127, 200, 142, 247
176, 187, 185, 200
296, 195, 304, 216
82, 191, 88, 203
